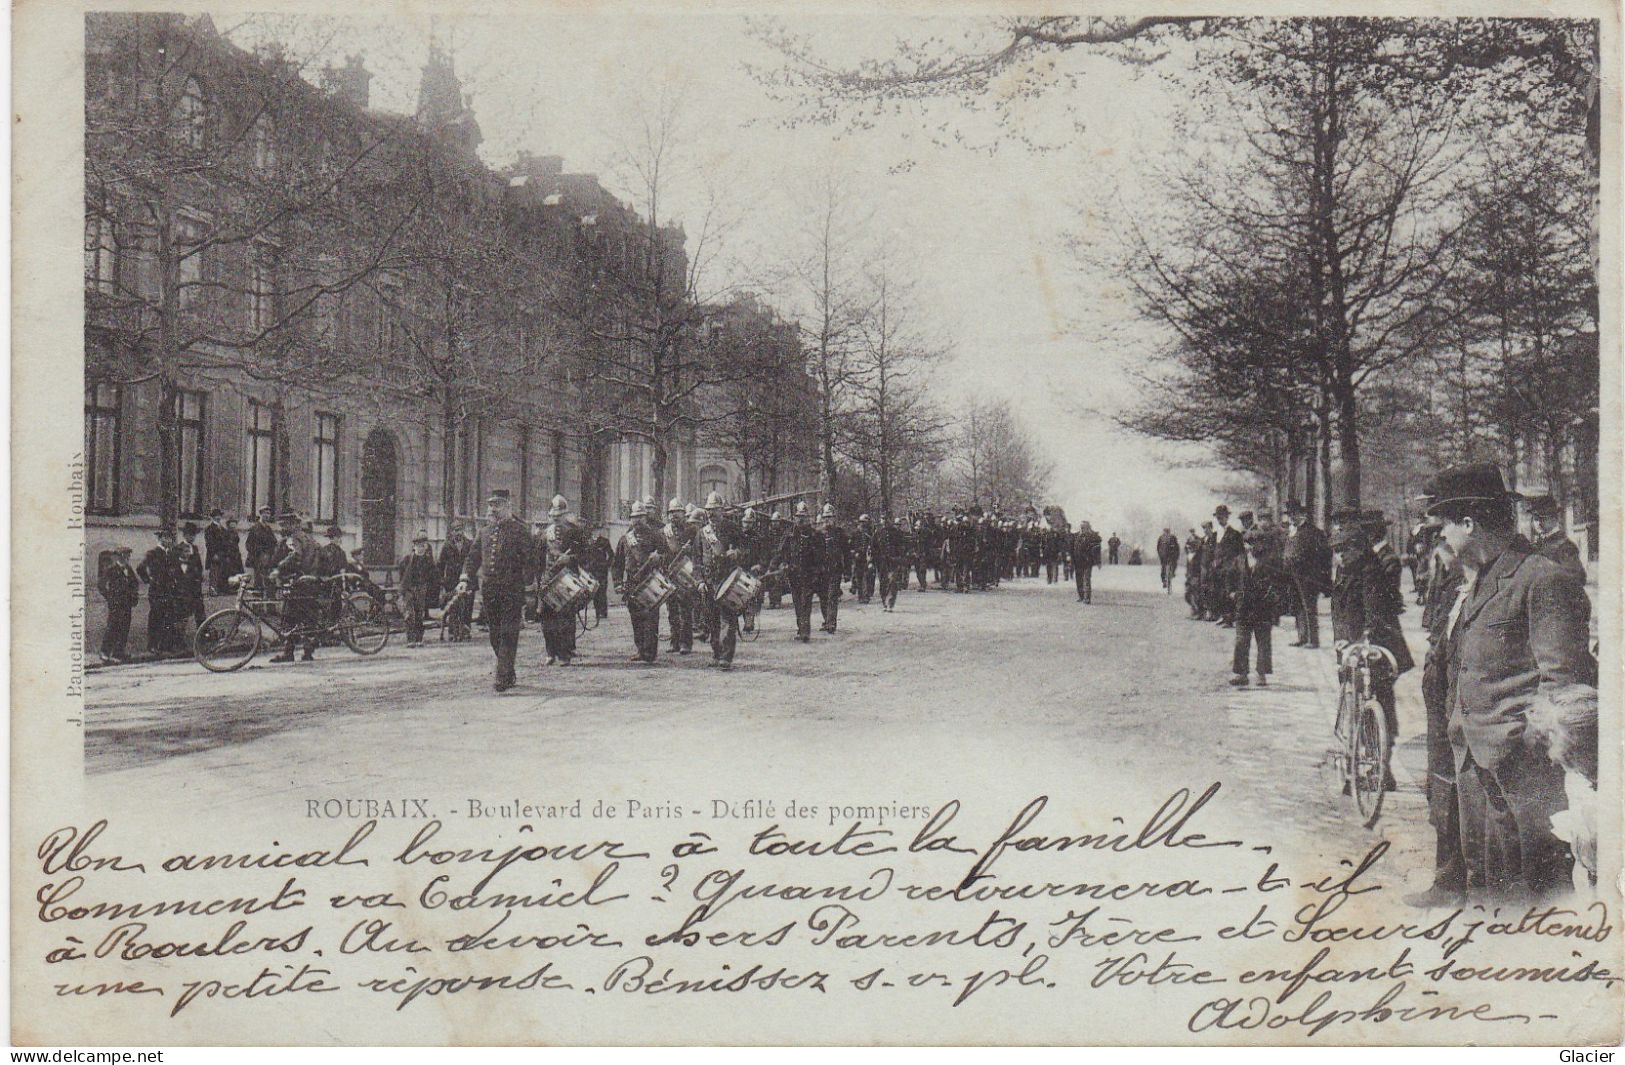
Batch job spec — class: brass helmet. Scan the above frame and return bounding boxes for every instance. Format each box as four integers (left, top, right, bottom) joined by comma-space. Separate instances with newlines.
705, 491, 724, 510
549, 494, 569, 517
630, 499, 648, 518
667, 497, 685, 517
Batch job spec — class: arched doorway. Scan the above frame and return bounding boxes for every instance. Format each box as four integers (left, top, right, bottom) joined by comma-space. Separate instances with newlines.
361, 428, 399, 567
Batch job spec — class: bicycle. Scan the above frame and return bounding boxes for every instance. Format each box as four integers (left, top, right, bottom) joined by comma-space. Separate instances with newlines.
194, 573, 391, 672
1332, 640, 1398, 827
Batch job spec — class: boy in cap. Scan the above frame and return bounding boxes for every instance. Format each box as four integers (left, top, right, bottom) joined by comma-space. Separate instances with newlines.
1524, 494, 1586, 580
398, 531, 438, 646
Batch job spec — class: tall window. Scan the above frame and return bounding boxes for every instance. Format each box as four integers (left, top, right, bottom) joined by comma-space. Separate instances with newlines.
553, 431, 566, 501
518, 425, 531, 517
245, 400, 278, 515
176, 215, 207, 310
84, 215, 117, 294
176, 77, 207, 149
250, 114, 276, 171
85, 384, 122, 516
250, 244, 277, 332
312, 413, 340, 524
455, 420, 484, 517
175, 390, 206, 519
377, 278, 403, 353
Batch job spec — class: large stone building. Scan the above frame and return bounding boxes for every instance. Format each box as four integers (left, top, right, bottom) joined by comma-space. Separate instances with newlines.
82, 13, 818, 650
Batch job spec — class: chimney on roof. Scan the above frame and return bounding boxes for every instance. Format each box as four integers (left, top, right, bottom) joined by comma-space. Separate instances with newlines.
323, 54, 372, 110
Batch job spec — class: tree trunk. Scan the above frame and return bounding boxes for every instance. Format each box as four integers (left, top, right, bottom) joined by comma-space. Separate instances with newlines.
1303, 420, 1319, 521
651, 438, 669, 507
1335, 382, 1360, 510
441, 386, 458, 518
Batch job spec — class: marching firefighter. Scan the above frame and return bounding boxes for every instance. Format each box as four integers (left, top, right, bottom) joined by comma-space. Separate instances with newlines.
768, 500, 825, 642
537, 494, 588, 666
613, 499, 667, 664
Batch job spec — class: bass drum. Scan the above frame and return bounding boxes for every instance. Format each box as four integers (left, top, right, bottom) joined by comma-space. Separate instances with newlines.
627, 568, 677, 611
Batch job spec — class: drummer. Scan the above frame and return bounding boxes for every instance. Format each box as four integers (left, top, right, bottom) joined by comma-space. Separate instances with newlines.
537, 494, 589, 666
662, 498, 696, 655
612, 499, 668, 664
699, 491, 742, 670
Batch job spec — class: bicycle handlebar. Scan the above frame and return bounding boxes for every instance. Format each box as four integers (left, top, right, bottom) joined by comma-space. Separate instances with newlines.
1338, 641, 1398, 673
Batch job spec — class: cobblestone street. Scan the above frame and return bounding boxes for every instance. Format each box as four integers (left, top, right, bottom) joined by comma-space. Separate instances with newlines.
86, 565, 1435, 891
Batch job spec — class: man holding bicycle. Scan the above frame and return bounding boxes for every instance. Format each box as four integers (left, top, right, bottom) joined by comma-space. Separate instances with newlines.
1330, 511, 1414, 786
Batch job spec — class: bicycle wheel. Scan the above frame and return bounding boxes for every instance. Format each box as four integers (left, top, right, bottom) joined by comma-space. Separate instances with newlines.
1352, 696, 1390, 827
194, 608, 262, 672
341, 593, 391, 655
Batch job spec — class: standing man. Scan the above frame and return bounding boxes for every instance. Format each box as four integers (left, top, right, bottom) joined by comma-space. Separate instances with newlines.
315, 525, 348, 578
439, 520, 474, 640
1424, 464, 1592, 900
176, 522, 207, 629
221, 517, 245, 588
245, 506, 279, 578
1072, 520, 1102, 604
1281, 501, 1330, 649
1107, 532, 1121, 566
661, 498, 696, 655
872, 513, 904, 612
583, 525, 613, 622
1184, 526, 1205, 618
769, 501, 825, 642
398, 530, 439, 647
1329, 517, 1413, 776
1156, 528, 1180, 592
456, 490, 534, 692
816, 504, 849, 633
137, 526, 182, 654
98, 545, 140, 664
613, 499, 667, 663
537, 494, 588, 666
1211, 506, 1244, 627
269, 513, 321, 663
204, 509, 230, 593
1525, 494, 1586, 580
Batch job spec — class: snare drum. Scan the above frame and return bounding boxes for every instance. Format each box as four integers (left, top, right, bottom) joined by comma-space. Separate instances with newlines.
668, 555, 702, 599
627, 568, 677, 611
539, 567, 594, 614
715, 567, 763, 613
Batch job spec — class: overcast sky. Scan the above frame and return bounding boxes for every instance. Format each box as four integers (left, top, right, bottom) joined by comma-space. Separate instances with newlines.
233, 10, 1233, 544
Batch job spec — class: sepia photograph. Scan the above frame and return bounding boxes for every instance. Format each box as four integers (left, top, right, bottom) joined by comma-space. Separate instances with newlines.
13, 0, 1620, 1047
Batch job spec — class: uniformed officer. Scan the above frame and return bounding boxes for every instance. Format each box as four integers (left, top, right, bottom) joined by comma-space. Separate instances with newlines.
1072, 520, 1102, 604
613, 499, 668, 663
456, 490, 535, 692
768, 501, 825, 642
538, 494, 588, 665
816, 503, 848, 633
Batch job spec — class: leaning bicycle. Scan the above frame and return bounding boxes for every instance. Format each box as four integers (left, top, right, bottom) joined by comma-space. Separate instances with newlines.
194, 574, 391, 672
1332, 640, 1398, 827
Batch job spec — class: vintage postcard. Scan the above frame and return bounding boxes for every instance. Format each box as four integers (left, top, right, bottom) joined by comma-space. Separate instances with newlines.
12, 0, 1622, 1047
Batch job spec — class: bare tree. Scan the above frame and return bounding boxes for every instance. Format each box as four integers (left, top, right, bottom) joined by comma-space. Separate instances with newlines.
951, 398, 1051, 509
86, 13, 427, 524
